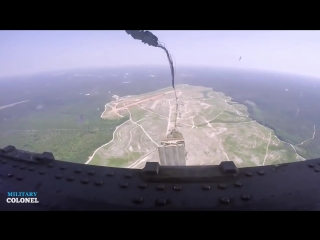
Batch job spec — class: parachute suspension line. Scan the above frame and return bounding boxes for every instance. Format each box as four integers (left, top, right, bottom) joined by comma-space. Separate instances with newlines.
158, 43, 179, 130
172, 53, 178, 129
125, 31, 179, 131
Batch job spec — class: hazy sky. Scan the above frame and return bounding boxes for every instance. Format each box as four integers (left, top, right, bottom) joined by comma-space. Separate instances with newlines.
0, 30, 320, 78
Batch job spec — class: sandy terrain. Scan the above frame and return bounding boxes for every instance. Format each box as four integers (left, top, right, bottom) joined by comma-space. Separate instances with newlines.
86, 84, 304, 168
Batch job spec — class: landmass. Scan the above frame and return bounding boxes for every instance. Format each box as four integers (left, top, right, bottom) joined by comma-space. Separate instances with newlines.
87, 84, 305, 168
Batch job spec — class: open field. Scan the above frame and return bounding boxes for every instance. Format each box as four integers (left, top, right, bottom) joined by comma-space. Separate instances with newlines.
87, 84, 304, 168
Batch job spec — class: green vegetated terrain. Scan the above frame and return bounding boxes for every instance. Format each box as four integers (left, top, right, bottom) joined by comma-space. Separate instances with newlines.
0, 91, 129, 163
92, 151, 143, 168
0, 68, 164, 163
182, 67, 320, 160
0, 66, 320, 164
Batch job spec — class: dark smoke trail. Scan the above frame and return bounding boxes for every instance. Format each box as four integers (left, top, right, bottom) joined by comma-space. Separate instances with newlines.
125, 30, 179, 130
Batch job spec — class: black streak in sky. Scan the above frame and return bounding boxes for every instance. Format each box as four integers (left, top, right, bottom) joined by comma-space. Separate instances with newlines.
125, 30, 175, 90
125, 30, 178, 130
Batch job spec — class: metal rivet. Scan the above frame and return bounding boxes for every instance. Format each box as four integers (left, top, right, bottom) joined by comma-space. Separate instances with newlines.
220, 197, 230, 204
156, 199, 166, 206
133, 197, 144, 204
119, 183, 128, 188
81, 178, 89, 184
66, 176, 74, 181
39, 170, 46, 175
241, 194, 251, 201
202, 184, 211, 190
258, 170, 265, 175
124, 173, 132, 178
60, 166, 66, 170
173, 185, 182, 191
94, 180, 103, 186
28, 166, 35, 171
19, 165, 26, 170
74, 169, 81, 173
218, 183, 227, 189
88, 170, 95, 175
12, 164, 18, 168
234, 182, 242, 187
55, 174, 62, 179
56, 190, 61, 193
138, 183, 147, 189
47, 163, 54, 168
7, 173, 13, 178
308, 164, 314, 168
315, 168, 320, 172
106, 171, 114, 176
16, 176, 24, 181
245, 172, 253, 177
157, 184, 165, 190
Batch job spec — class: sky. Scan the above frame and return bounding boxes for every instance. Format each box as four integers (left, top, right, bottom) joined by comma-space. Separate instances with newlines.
0, 30, 320, 78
